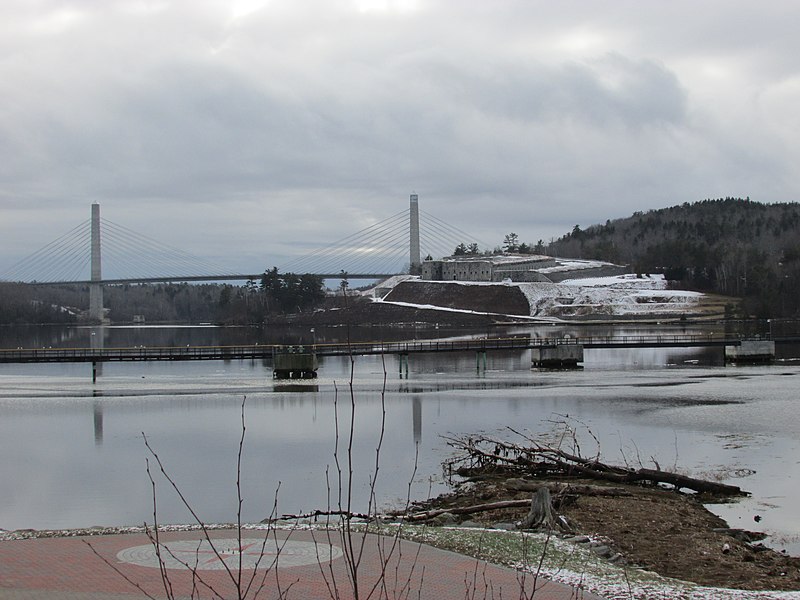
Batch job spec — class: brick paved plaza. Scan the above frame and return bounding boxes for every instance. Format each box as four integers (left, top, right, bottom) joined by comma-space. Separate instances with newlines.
0, 529, 604, 599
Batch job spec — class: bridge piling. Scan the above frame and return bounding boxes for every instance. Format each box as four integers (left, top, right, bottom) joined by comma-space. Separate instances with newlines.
399, 353, 409, 377
725, 340, 775, 363
476, 350, 487, 372
89, 203, 104, 323
409, 194, 421, 274
272, 346, 318, 379
531, 344, 584, 368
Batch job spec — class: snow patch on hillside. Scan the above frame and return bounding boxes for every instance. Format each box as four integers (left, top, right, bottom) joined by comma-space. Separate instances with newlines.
536, 258, 615, 274
561, 273, 667, 288
365, 273, 703, 318
517, 275, 701, 317
360, 274, 417, 297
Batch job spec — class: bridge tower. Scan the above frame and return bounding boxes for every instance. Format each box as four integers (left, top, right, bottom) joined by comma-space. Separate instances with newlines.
409, 194, 421, 274
89, 203, 104, 322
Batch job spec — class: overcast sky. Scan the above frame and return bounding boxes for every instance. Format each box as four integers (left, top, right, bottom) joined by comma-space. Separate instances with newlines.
2, 0, 799, 276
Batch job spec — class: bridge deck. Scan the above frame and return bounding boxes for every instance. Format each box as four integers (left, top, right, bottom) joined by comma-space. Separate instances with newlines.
30, 273, 396, 285
0, 335, 782, 364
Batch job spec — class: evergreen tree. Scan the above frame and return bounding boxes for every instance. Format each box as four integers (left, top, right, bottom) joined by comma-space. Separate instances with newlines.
503, 233, 520, 253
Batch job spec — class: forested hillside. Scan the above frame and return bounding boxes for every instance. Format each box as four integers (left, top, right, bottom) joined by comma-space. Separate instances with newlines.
547, 198, 800, 317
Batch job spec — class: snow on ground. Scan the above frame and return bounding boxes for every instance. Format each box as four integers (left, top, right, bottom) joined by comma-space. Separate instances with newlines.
561, 273, 668, 288
536, 258, 616, 274
365, 273, 703, 319
517, 277, 702, 318
376, 300, 558, 322
358, 274, 418, 298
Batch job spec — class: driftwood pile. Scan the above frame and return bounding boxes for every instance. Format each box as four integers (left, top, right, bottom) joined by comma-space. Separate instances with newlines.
397, 428, 747, 528
441, 429, 746, 497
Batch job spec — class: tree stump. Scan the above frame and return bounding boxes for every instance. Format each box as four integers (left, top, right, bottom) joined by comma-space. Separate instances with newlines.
519, 486, 557, 530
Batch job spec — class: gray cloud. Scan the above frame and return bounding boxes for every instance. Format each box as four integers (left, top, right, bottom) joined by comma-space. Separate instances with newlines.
1, 1, 799, 274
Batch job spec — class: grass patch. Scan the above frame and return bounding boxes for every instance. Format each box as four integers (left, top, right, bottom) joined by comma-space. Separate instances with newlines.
380, 524, 765, 600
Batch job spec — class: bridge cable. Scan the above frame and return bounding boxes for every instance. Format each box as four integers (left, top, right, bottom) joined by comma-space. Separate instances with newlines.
100, 219, 231, 280
281, 209, 408, 274
281, 209, 408, 273
312, 217, 410, 274
357, 228, 410, 274
0, 220, 91, 282
34, 229, 93, 282
421, 210, 490, 250
419, 213, 486, 255
102, 220, 222, 276
101, 225, 209, 279
102, 219, 227, 272
0, 221, 87, 281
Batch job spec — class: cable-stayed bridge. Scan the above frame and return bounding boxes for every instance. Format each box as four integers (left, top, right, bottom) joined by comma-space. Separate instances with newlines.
0, 195, 486, 320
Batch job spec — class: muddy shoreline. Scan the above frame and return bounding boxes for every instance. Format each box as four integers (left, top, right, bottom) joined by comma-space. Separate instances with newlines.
413, 475, 800, 591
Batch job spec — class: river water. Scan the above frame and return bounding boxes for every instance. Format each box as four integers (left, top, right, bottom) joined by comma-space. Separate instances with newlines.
0, 322, 798, 556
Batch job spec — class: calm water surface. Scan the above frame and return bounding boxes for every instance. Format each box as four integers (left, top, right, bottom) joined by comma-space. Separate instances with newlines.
0, 323, 798, 556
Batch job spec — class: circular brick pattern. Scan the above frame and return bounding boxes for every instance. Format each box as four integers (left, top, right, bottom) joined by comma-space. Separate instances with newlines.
117, 538, 342, 570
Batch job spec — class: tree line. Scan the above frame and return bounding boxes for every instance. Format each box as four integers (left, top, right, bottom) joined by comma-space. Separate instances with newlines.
451, 233, 546, 256
0, 268, 327, 325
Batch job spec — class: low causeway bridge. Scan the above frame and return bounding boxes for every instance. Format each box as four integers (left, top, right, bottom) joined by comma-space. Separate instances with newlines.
0, 334, 792, 365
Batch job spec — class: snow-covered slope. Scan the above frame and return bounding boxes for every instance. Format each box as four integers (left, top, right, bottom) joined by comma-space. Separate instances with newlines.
518, 274, 702, 318
368, 274, 705, 320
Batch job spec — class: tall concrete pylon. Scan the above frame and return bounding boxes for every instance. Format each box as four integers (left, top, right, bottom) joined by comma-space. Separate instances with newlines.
409, 194, 421, 274
89, 203, 104, 322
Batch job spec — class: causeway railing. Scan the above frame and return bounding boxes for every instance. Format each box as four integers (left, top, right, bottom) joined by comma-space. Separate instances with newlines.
0, 333, 778, 364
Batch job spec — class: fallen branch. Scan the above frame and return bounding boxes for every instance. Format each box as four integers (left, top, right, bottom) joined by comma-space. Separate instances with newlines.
505, 479, 633, 497
275, 509, 374, 522
443, 430, 748, 497
401, 499, 533, 522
